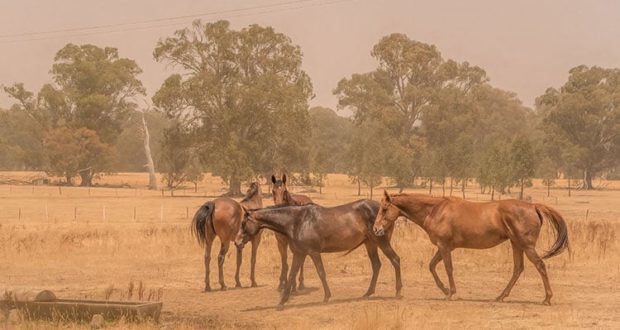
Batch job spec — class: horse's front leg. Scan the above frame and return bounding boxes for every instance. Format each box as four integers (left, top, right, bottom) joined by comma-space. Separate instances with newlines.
279, 252, 304, 309
363, 242, 381, 298
250, 232, 262, 288
439, 245, 456, 300
378, 239, 402, 298
309, 253, 331, 303
276, 234, 289, 291
429, 249, 449, 296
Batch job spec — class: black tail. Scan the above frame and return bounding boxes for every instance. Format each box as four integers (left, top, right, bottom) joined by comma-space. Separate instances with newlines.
191, 202, 215, 247
535, 204, 570, 259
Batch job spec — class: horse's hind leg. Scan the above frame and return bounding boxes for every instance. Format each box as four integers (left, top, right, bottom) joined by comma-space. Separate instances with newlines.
439, 246, 456, 300
276, 234, 289, 291
363, 242, 381, 298
235, 245, 243, 288
378, 240, 402, 298
297, 260, 305, 291
496, 241, 524, 302
429, 249, 449, 296
309, 253, 331, 303
250, 232, 261, 287
524, 247, 553, 305
217, 242, 230, 290
203, 237, 214, 292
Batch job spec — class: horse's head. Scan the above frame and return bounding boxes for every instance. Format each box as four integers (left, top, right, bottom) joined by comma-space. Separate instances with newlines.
373, 190, 400, 236
271, 174, 288, 205
246, 182, 260, 197
235, 207, 261, 249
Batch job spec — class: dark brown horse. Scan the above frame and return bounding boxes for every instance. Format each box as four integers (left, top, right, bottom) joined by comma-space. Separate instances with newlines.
191, 182, 263, 291
235, 200, 402, 309
271, 174, 313, 290
373, 191, 569, 305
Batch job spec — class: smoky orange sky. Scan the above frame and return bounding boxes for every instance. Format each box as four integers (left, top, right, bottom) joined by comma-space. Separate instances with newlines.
1, 0, 619, 111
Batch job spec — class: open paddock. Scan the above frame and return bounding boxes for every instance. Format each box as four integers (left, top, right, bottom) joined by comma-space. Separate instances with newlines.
1, 173, 619, 329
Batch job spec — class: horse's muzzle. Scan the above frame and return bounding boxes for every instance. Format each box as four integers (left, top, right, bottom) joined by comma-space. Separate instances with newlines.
373, 226, 385, 237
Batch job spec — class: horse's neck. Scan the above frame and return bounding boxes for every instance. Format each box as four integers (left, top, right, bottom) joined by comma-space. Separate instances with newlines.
393, 195, 442, 228
255, 209, 294, 237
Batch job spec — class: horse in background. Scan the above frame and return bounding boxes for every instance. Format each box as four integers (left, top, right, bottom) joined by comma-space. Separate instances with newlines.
271, 174, 313, 291
191, 182, 263, 291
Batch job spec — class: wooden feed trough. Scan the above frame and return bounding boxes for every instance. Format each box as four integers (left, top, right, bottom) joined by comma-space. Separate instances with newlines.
2, 290, 162, 322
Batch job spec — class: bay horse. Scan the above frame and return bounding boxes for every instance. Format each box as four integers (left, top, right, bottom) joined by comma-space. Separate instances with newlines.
271, 174, 313, 290
234, 200, 403, 309
191, 182, 263, 291
373, 191, 569, 305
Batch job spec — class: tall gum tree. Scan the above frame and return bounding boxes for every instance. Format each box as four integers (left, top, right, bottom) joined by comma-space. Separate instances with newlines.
537, 65, 620, 190
153, 20, 313, 195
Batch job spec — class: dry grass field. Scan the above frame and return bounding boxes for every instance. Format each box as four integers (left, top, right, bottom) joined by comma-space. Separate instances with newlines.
1, 172, 619, 329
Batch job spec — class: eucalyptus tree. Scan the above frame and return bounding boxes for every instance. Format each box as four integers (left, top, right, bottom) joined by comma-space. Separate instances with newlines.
153, 20, 313, 195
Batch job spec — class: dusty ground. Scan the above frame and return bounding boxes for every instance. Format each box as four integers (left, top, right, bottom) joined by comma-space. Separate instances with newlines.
1, 172, 619, 329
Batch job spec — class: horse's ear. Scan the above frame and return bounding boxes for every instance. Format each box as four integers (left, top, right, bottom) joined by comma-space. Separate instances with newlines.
271, 175, 276, 184
384, 190, 392, 202
282, 174, 287, 184
241, 206, 249, 215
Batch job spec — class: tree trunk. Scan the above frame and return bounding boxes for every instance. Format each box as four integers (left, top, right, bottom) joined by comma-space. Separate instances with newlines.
428, 178, 433, 195
449, 177, 453, 197
519, 178, 524, 200
141, 111, 158, 190
491, 187, 495, 201
442, 179, 445, 197
461, 179, 466, 199
568, 176, 571, 197
547, 181, 550, 197
581, 168, 593, 190
79, 169, 92, 187
370, 183, 374, 200
194, 182, 198, 193
357, 179, 361, 196
227, 178, 242, 197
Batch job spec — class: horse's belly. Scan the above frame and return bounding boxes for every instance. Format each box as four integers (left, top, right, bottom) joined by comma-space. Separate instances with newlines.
454, 230, 507, 249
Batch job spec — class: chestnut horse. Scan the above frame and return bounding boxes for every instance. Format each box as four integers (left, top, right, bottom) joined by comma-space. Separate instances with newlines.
191, 182, 263, 291
271, 174, 313, 290
373, 191, 569, 305
235, 200, 402, 309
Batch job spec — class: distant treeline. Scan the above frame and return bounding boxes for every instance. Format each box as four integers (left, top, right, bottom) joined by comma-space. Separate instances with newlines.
1, 20, 619, 197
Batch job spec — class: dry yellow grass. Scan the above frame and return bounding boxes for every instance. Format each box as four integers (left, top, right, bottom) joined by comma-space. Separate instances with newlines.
1, 172, 619, 329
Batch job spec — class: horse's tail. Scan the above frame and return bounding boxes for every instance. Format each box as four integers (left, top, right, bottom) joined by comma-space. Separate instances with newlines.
535, 204, 570, 259
191, 201, 215, 247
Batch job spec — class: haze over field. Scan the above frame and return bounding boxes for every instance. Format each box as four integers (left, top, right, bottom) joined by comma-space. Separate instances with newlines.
1, 0, 620, 110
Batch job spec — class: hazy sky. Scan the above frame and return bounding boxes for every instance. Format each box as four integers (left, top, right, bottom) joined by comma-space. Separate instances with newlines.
1, 0, 619, 111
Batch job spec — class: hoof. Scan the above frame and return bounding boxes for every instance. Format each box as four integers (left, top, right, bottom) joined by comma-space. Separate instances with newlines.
495, 296, 505, 302
220, 286, 227, 291
323, 297, 330, 303
444, 295, 453, 301
298, 284, 306, 291
276, 304, 285, 311
362, 292, 374, 298
542, 299, 551, 306
235, 283, 242, 288
204, 287, 212, 292
395, 293, 403, 299
251, 282, 258, 288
